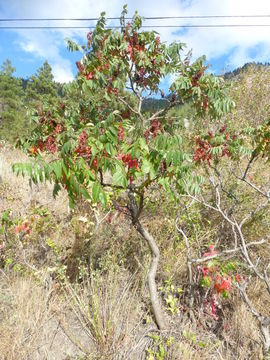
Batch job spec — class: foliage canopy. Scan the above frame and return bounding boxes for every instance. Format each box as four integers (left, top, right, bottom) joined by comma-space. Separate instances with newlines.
13, 7, 234, 208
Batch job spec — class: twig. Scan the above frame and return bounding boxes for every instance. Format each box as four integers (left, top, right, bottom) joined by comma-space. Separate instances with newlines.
118, 96, 144, 122
175, 217, 195, 307
192, 237, 269, 264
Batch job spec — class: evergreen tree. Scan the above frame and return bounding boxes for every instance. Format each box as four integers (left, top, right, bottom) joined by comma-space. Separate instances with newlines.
0, 59, 26, 141
25, 60, 58, 104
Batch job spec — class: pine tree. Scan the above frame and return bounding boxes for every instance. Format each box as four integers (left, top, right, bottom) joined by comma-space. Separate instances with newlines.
25, 60, 58, 104
0, 59, 26, 141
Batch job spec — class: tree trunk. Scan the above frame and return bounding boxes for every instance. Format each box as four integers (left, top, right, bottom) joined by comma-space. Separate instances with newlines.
260, 318, 270, 356
135, 220, 166, 330
127, 187, 166, 330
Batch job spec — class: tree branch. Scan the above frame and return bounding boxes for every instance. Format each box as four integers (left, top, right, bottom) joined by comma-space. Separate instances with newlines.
175, 217, 195, 307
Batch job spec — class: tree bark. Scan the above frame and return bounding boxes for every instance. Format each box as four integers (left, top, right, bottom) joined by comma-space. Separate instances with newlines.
135, 220, 166, 330
260, 318, 270, 356
127, 187, 166, 330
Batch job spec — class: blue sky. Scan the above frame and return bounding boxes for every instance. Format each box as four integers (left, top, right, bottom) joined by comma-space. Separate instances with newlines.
0, 0, 270, 82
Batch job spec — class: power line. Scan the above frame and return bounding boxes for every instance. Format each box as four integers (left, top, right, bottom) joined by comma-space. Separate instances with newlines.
1, 24, 270, 30
1, 15, 270, 21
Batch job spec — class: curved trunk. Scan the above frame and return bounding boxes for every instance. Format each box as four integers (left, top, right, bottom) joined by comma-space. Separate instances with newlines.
260, 318, 270, 356
127, 187, 166, 329
135, 220, 166, 330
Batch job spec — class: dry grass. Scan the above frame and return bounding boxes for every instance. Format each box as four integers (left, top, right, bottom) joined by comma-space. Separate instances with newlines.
0, 273, 57, 359
222, 301, 263, 359
0, 266, 265, 360
0, 144, 269, 359
60, 269, 145, 359
0, 272, 98, 360
0, 142, 69, 217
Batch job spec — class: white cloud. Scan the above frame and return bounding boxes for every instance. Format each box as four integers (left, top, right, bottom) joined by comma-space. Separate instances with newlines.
52, 61, 74, 83
17, 29, 73, 82
1, 0, 270, 79
176, 0, 270, 69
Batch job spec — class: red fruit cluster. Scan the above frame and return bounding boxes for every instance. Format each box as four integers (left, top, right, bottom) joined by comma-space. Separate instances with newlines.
55, 124, 64, 134
144, 130, 150, 143
45, 136, 57, 153
150, 119, 163, 136
219, 124, 227, 133
74, 146, 92, 159
76, 61, 85, 75
29, 105, 67, 155
144, 119, 163, 142
106, 86, 118, 96
191, 66, 206, 87
193, 126, 232, 164
123, 29, 164, 89
197, 95, 209, 110
126, 31, 145, 63
121, 111, 130, 119
91, 157, 101, 170
118, 126, 125, 143
193, 138, 212, 163
117, 153, 140, 183
78, 130, 88, 145
117, 153, 139, 170
86, 72, 94, 80
37, 106, 65, 135
74, 131, 92, 159
221, 147, 230, 157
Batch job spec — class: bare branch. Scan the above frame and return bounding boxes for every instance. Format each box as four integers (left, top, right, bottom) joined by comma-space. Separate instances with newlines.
184, 182, 236, 227
234, 222, 266, 281
137, 91, 143, 115
263, 264, 270, 295
128, 63, 138, 95
118, 96, 144, 122
241, 152, 257, 180
236, 282, 270, 353
236, 282, 261, 318
175, 217, 194, 307
233, 158, 269, 199
239, 199, 269, 228
192, 237, 269, 264
232, 225, 238, 249
234, 168, 269, 198
146, 100, 183, 123
211, 164, 239, 210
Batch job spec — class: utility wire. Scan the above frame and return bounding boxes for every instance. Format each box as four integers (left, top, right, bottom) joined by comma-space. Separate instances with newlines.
1, 24, 270, 29
1, 15, 270, 21
1, 14, 270, 29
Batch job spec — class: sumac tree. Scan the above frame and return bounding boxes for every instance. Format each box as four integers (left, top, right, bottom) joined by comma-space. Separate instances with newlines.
13, 7, 233, 329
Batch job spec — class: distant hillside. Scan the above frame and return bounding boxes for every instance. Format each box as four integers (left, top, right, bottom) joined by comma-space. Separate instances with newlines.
142, 62, 270, 111
223, 62, 270, 80
141, 97, 168, 112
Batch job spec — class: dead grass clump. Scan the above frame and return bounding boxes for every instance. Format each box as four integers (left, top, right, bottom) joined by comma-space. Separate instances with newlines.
0, 274, 55, 359
60, 269, 145, 359
221, 301, 262, 359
